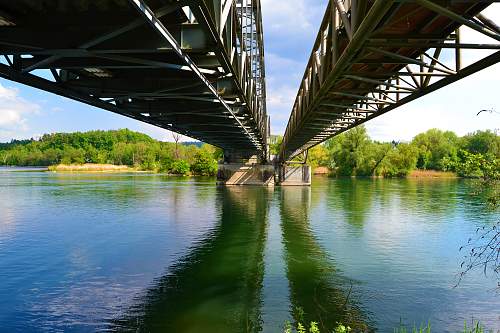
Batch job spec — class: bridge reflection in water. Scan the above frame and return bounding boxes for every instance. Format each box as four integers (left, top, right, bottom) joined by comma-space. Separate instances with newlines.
109, 185, 368, 332
279, 186, 368, 332
110, 186, 270, 332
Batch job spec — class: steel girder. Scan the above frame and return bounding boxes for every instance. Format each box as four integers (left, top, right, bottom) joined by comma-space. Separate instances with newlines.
279, 0, 500, 161
0, 0, 268, 157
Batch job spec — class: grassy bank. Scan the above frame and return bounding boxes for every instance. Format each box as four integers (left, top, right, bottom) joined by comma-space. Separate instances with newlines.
407, 170, 458, 178
48, 164, 136, 172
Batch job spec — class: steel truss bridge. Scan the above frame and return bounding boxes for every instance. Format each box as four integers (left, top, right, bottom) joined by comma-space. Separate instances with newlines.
279, 0, 500, 161
0, 1, 498, 164
0, 0, 268, 157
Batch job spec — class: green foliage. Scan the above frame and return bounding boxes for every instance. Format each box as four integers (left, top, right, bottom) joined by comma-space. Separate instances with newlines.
309, 322, 320, 333
283, 320, 490, 333
170, 160, 190, 175
325, 126, 414, 177
333, 323, 352, 333
394, 321, 431, 333
394, 320, 491, 333
462, 320, 487, 333
322, 127, 498, 178
443, 150, 499, 180
326, 126, 370, 176
308, 145, 330, 167
411, 129, 459, 170
270, 135, 283, 156
379, 143, 418, 177
190, 150, 218, 176
0, 129, 220, 175
460, 130, 500, 157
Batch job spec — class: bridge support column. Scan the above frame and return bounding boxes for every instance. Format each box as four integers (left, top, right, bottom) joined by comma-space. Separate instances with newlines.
276, 164, 311, 186
217, 151, 275, 186
217, 152, 312, 186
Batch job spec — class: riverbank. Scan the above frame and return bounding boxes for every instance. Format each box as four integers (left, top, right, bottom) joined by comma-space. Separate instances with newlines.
313, 167, 458, 179
407, 169, 458, 178
48, 164, 138, 173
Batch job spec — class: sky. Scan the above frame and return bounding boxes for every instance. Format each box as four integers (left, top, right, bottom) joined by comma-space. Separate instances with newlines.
0, 2, 498, 143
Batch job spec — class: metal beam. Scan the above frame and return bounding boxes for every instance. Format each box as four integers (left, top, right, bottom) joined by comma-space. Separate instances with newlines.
128, 0, 261, 149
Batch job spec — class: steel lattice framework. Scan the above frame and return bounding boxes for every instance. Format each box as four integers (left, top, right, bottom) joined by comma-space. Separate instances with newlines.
0, 0, 268, 157
279, 0, 500, 161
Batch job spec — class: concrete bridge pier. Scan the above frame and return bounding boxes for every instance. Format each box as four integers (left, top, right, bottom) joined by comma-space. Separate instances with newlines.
276, 164, 312, 186
217, 151, 311, 186
217, 151, 275, 186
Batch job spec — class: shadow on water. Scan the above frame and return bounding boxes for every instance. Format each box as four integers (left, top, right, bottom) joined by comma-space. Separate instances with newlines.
279, 186, 370, 332
109, 186, 271, 333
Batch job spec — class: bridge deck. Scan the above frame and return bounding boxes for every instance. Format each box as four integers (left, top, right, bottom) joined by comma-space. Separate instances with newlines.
0, 0, 267, 155
279, 0, 500, 161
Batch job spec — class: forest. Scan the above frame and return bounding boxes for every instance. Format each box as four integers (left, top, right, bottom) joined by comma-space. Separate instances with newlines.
0, 129, 221, 176
1, 127, 498, 179
270, 126, 499, 178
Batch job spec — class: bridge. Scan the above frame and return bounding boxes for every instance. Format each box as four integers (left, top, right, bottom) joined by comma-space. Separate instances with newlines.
279, 0, 500, 161
0, 0, 268, 160
0, 0, 498, 185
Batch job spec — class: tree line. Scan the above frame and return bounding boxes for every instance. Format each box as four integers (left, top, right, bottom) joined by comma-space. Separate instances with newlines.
0, 129, 222, 176
271, 127, 499, 178
1, 127, 498, 178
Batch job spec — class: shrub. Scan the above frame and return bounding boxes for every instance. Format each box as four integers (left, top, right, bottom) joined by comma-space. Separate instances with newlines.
170, 160, 190, 175
190, 151, 218, 176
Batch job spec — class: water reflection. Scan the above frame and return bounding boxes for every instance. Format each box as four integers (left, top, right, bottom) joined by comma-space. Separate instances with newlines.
110, 186, 271, 333
279, 186, 369, 332
323, 179, 375, 229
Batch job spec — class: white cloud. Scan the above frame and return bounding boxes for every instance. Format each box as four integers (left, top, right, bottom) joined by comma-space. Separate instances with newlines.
261, 0, 325, 33
0, 83, 41, 140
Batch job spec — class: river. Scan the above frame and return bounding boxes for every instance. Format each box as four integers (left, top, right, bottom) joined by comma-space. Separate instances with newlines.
0, 167, 498, 332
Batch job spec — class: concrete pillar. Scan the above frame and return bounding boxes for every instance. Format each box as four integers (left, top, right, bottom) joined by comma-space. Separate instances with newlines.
277, 164, 311, 186
217, 151, 274, 186
218, 151, 312, 186
217, 163, 275, 186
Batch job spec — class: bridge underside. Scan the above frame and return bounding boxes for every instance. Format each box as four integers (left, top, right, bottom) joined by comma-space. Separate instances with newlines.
0, 0, 268, 156
279, 0, 500, 161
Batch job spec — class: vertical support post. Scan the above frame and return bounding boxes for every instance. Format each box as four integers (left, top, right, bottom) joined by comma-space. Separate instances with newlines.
455, 28, 462, 71
419, 54, 424, 86
396, 77, 400, 101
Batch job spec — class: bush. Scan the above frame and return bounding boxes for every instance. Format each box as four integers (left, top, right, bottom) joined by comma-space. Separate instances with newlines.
190, 151, 218, 176
170, 160, 190, 175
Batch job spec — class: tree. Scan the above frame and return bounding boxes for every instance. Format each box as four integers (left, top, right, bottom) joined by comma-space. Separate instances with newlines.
308, 144, 330, 167
411, 129, 459, 170
172, 132, 181, 159
379, 143, 418, 177
457, 153, 499, 288
269, 135, 283, 156
460, 130, 500, 157
170, 160, 190, 175
326, 126, 371, 176
191, 150, 218, 176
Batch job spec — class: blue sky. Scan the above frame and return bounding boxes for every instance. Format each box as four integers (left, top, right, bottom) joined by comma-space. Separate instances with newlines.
0, 2, 498, 143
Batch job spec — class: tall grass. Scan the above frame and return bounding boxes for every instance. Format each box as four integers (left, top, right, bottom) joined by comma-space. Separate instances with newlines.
282, 320, 494, 333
